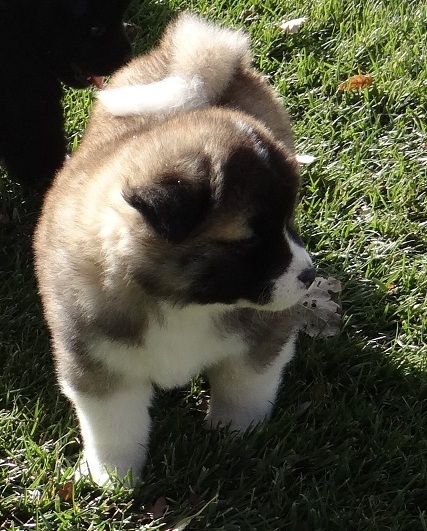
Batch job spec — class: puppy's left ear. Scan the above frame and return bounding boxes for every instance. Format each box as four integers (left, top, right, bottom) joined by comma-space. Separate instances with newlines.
123, 174, 211, 244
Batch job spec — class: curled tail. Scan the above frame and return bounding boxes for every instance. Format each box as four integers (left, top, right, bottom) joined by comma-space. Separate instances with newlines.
98, 13, 250, 117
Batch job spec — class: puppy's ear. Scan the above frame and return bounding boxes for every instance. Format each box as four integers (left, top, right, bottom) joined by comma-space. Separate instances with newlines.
123, 161, 211, 243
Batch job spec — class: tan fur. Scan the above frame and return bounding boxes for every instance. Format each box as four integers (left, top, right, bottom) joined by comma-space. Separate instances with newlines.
84, 15, 294, 161
33, 13, 312, 486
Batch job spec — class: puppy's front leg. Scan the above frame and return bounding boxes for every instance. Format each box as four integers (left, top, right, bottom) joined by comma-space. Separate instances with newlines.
206, 337, 296, 432
63, 380, 153, 486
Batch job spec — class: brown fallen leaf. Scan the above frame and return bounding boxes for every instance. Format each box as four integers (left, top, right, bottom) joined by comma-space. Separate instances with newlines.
294, 276, 342, 338
123, 22, 142, 40
337, 74, 373, 92
57, 481, 73, 502
148, 496, 168, 520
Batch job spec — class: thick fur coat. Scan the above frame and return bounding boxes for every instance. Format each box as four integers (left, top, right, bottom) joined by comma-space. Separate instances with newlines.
34, 14, 316, 486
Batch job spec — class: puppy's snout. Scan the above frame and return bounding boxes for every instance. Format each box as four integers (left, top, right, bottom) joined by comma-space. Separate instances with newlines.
298, 267, 317, 289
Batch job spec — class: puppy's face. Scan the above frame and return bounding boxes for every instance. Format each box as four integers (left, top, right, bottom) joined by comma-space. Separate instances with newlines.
51, 0, 132, 88
112, 110, 313, 311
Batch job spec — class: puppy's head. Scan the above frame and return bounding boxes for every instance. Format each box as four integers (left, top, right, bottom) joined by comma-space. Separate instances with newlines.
48, 0, 132, 88
111, 109, 314, 311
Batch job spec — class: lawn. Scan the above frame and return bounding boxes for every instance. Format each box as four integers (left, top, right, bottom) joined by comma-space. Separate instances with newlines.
1, 0, 427, 529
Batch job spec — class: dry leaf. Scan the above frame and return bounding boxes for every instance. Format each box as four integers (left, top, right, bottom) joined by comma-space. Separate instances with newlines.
123, 22, 142, 40
149, 496, 168, 520
294, 276, 342, 338
241, 7, 257, 22
337, 74, 373, 92
57, 481, 73, 502
198, 396, 210, 413
279, 17, 307, 34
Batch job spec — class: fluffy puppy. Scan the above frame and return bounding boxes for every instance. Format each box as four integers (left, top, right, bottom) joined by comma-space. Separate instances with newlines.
34, 13, 316, 486
0, 0, 131, 189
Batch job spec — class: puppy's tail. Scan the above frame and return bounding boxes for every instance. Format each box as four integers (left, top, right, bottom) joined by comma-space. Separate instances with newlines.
98, 13, 250, 117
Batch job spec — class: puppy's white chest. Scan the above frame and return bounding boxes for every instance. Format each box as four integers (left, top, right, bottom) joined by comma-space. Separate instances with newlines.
143, 304, 245, 388
92, 304, 246, 389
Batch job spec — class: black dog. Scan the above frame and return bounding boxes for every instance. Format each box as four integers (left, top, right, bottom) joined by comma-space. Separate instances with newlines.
0, 0, 132, 190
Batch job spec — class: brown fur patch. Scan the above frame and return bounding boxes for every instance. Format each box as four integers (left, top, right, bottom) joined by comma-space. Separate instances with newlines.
218, 308, 298, 369
203, 214, 252, 242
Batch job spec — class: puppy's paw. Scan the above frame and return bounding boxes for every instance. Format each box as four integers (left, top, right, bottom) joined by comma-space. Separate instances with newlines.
74, 454, 139, 488
74, 457, 112, 487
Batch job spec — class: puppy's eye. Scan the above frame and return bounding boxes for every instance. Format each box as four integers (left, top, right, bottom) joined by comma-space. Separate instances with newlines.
91, 25, 106, 37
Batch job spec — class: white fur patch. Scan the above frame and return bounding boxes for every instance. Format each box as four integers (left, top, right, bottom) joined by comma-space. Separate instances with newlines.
63, 381, 153, 486
168, 13, 250, 100
64, 298, 298, 485
98, 14, 250, 118
88, 303, 246, 389
269, 234, 313, 310
98, 75, 208, 116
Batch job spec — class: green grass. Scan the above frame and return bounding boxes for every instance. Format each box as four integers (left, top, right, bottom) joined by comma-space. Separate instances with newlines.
1, 0, 427, 529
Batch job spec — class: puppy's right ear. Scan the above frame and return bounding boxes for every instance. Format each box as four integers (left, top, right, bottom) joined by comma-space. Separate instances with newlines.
123, 166, 211, 244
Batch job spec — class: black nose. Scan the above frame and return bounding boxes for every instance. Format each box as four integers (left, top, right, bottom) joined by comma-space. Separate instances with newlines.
298, 267, 317, 289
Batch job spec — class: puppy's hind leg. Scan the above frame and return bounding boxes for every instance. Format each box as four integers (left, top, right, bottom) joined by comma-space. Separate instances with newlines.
206, 336, 297, 432
63, 379, 153, 487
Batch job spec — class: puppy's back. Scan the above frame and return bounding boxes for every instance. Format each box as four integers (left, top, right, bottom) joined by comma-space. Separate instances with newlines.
97, 13, 294, 151
98, 14, 250, 116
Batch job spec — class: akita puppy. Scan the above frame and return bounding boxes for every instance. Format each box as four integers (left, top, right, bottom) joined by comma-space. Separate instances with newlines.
34, 13, 316, 486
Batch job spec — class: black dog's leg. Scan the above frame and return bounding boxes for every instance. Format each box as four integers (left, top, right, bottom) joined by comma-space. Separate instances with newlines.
0, 48, 67, 191
0, 86, 66, 190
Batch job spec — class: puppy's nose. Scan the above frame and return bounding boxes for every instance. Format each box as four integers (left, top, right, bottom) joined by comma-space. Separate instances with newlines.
298, 267, 317, 289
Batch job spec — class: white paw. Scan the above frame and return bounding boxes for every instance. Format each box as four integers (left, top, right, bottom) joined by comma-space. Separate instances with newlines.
74, 454, 139, 488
